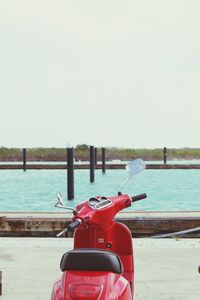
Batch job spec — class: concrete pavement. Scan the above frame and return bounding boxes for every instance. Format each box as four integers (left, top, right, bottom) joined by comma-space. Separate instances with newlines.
0, 238, 199, 300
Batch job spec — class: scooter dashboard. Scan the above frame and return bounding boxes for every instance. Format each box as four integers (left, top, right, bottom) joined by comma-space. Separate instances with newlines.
87, 196, 112, 210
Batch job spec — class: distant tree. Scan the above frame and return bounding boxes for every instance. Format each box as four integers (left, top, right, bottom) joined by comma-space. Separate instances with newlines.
75, 144, 89, 150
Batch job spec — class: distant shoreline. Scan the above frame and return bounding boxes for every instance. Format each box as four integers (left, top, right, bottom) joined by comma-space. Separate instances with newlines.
1, 146, 200, 162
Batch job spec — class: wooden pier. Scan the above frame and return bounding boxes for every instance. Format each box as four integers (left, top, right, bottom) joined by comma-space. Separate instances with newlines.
0, 212, 200, 238
1, 163, 200, 169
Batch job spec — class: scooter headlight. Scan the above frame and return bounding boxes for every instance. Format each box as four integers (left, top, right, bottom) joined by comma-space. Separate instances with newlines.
69, 283, 103, 300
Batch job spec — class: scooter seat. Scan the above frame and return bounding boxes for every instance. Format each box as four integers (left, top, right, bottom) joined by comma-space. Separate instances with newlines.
60, 248, 123, 274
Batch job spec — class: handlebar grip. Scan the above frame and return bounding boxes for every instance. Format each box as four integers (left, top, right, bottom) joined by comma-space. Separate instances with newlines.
67, 219, 82, 231
131, 193, 147, 202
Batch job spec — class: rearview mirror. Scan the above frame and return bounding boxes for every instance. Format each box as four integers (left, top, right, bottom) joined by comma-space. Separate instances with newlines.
55, 192, 74, 212
119, 159, 146, 191
126, 159, 146, 176
55, 192, 65, 208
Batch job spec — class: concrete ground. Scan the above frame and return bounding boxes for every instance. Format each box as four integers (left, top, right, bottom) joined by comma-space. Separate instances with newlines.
0, 238, 199, 300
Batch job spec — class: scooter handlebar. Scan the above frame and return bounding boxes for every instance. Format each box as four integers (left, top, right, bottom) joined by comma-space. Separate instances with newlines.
131, 193, 147, 202
57, 219, 82, 237
67, 219, 82, 231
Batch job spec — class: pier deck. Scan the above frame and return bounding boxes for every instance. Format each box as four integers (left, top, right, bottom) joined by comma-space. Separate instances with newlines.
1, 211, 200, 237
1, 163, 200, 169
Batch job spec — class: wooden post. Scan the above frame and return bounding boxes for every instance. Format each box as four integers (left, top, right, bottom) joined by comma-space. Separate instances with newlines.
90, 146, 95, 182
23, 148, 26, 171
102, 147, 106, 173
164, 147, 167, 164
94, 147, 97, 166
0, 271, 2, 295
67, 147, 74, 200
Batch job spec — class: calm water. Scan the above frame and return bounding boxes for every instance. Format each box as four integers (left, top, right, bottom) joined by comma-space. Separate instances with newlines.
0, 169, 200, 212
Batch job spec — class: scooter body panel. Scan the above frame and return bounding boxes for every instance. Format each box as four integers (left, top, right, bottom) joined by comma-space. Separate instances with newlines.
51, 194, 139, 300
74, 221, 134, 295
51, 270, 132, 300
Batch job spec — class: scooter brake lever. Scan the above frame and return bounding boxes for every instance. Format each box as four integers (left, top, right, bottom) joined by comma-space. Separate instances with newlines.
56, 227, 68, 237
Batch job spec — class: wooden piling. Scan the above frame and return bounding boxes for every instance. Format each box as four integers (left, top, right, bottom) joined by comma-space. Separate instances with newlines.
67, 147, 74, 200
23, 148, 26, 171
95, 147, 97, 166
102, 147, 106, 173
164, 147, 167, 164
90, 146, 95, 182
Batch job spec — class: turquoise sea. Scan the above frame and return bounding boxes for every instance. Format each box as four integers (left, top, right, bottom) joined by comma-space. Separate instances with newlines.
0, 168, 200, 212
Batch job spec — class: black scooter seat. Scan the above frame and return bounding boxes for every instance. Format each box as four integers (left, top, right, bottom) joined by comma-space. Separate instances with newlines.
60, 248, 123, 274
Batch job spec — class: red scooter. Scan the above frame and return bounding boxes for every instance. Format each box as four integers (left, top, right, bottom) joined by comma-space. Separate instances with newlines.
51, 159, 147, 300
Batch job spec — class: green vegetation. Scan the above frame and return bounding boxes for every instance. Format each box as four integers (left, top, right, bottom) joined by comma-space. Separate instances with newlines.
1, 145, 200, 161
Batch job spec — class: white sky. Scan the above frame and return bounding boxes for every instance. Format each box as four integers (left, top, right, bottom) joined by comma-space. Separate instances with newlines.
0, 0, 200, 149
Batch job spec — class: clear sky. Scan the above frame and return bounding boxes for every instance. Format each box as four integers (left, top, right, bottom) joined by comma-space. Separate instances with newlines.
0, 0, 200, 149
